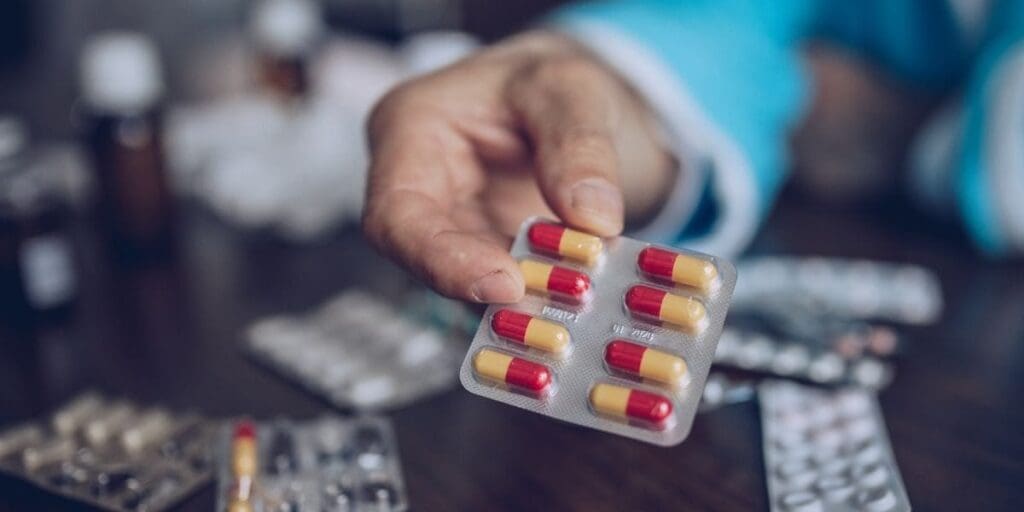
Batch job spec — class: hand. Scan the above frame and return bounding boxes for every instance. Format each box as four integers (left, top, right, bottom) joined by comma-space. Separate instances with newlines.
362, 31, 675, 304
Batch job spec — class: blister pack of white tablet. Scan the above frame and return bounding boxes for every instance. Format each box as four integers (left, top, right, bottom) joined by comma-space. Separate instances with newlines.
760, 381, 911, 512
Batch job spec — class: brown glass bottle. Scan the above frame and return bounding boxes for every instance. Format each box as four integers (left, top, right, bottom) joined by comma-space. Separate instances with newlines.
82, 109, 173, 254
79, 33, 174, 258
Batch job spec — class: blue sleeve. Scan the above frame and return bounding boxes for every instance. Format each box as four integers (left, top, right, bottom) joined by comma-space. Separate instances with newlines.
552, 0, 975, 256
951, 0, 1024, 254
555, 0, 815, 213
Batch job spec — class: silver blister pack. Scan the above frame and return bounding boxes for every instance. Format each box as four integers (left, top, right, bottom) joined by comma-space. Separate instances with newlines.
716, 328, 894, 390
0, 392, 216, 511
247, 290, 464, 410
735, 258, 942, 325
459, 217, 737, 445
760, 381, 911, 512
215, 416, 407, 512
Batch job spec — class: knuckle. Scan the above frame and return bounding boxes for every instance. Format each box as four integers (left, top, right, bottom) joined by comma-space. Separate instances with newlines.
525, 54, 601, 87
366, 82, 421, 140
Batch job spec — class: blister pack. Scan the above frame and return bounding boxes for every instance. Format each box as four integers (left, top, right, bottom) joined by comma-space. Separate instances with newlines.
215, 416, 407, 512
716, 328, 894, 389
698, 372, 756, 413
759, 381, 911, 512
0, 392, 216, 511
459, 218, 737, 445
734, 258, 942, 325
247, 290, 465, 410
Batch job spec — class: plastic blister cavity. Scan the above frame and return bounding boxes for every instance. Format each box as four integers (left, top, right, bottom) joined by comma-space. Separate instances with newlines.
460, 217, 736, 446
0, 392, 216, 512
215, 416, 407, 512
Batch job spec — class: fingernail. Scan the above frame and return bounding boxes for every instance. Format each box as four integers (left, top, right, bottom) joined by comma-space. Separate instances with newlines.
470, 270, 522, 303
570, 179, 624, 234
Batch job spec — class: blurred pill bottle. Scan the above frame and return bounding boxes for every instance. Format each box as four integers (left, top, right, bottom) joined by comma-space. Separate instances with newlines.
79, 33, 174, 257
0, 118, 77, 322
251, 0, 322, 100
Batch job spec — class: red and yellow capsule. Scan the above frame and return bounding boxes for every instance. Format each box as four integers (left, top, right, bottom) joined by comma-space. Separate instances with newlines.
625, 285, 707, 332
491, 310, 570, 355
637, 246, 719, 292
604, 340, 689, 388
519, 259, 591, 303
473, 349, 552, 394
527, 222, 603, 265
229, 420, 257, 512
589, 383, 673, 428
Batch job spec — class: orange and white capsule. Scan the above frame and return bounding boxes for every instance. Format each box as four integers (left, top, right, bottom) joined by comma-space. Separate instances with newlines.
229, 420, 257, 512
473, 349, 552, 395
637, 246, 719, 292
519, 259, 591, 303
624, 285, 707, 332
491, 309, 570, 355
604, 340, 689, 388
527, 222, 603, 265
589, 383, 673, 428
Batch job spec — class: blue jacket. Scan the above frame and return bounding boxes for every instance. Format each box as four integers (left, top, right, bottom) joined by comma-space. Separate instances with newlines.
555, 0, 1024, 256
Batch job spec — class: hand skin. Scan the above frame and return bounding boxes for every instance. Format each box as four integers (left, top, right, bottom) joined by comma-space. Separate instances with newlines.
362, 31, 676, 304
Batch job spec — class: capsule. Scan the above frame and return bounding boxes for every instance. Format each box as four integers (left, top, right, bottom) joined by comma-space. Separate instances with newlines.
604, 340, 689, 388
491, 309, 570, 355
230, 420, 258, 512
473, 349, 551, 394
527, 222, 603, 265
589, 383, 673, 427
637, 246, 718, 292
625, 285, 706, 332
520, 259, 590, 303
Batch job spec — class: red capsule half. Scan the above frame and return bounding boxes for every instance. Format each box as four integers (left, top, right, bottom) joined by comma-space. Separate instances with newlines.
624, 285, 707, 332
589, 383, 673, 427
637, 246, 719, 292
520, 259, 591, 303
527, 222, 603, 264
473, 349, 552, 393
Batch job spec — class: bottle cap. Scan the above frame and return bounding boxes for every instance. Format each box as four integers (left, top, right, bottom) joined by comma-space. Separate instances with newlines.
251, 0, 321, 57
80, 32, 164, 113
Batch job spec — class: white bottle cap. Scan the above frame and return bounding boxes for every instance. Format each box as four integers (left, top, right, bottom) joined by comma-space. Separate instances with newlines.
80, 32, 164, 113
251, 0, 322, 57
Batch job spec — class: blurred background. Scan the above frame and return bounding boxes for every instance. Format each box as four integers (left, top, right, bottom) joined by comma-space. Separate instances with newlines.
0, 1, 1022, 511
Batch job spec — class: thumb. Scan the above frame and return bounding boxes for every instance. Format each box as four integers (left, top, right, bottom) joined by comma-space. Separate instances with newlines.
507, 57, 625, 236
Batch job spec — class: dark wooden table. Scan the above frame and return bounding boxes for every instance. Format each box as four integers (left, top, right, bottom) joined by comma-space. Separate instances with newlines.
1, 193, 1022, 511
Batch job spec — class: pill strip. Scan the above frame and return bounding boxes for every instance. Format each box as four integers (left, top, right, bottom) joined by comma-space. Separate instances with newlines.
460, 217, 736, 446
759, 381, 911, 512
215, 416, 408, 512
246, 290, 464, 410
0, 393, 216, 512
735, 257, 942, 325
715, 328, 894, 390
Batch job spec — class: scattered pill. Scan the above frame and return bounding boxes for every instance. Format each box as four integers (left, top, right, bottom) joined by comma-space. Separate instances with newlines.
589, 383, 673, 427
604, 340, 688, 387
625, 285, 706, 331
527, 222, 603, 265
472, 349, 551, 394
491, 309, 570, 355
520, 259, 590, 303
637, 246, 719, 292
